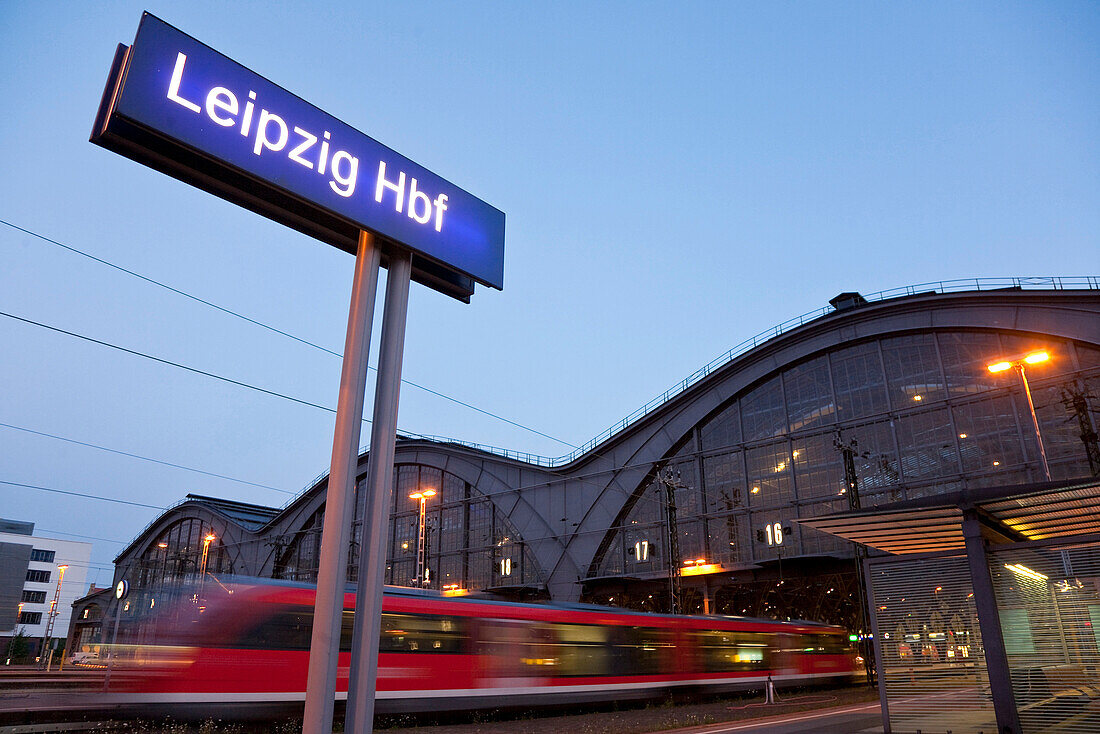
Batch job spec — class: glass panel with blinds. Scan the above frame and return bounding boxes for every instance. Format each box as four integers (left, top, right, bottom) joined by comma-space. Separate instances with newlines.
988, 541, 1100, 734
868, 554, 996, 734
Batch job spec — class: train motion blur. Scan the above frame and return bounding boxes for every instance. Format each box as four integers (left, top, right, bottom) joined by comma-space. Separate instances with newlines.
106, 580, 861, 713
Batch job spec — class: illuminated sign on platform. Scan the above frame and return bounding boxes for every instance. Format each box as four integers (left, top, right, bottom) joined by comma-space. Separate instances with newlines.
92, 13, 504, 300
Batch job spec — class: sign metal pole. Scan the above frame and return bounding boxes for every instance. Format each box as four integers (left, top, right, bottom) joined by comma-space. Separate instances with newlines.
302, 231, 381, 734
102, 602, 123, 691
103, 580, 128, 692
345, 251, 412, 734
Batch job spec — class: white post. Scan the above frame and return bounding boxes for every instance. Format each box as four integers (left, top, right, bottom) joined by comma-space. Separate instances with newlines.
302, 231, 381, 734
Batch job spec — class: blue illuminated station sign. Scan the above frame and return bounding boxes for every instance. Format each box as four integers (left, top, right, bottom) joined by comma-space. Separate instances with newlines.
92, 14, 504, 301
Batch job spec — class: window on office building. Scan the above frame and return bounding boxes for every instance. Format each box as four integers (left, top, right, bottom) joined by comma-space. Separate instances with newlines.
21, 590, 47, 604
25, 569, 51, 583
30, 549, 56, 563
19, 612, 42, 625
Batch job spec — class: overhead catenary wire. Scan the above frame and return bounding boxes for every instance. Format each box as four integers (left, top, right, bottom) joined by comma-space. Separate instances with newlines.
1, 308, 650, 505
0, 421, 293, 495
0, 479, 165, 510
0, 304, 681, 500
38, 528, 128, 545
0, 223, 706, 549
0, 218, 576, 449
0, 309, 343, 416
0, 296, 749, 534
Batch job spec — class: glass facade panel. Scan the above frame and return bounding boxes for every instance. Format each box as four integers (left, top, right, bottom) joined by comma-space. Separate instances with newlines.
390, 559, 415, 587
831, 342, 889, 420
678, 520, 706, 564
746, 442, 794, 507
699, 402, 741, 450
395, 465, 418, 511
467, 549, 491, 590
467, 499, 493, 548
708, 512, 746, 566
276, 509, 322, 582
938, 332, 1002, 396
791, 432, 845, 500
843, 420, 902, 494
393, 516, 417, 560
703, 451, 745, 513
896, 407, 960, 480
670, 461, 701, 518
438, 553, 463, 589
1086, 374, 1100, 448
138, 517, 229, 589
784, 357, 836, 433
440, 506, 463, 551
275, 466, 540, 594
1031, 382, 1094, 480
741, 376, 786, 441
628, 482, 664, 525
882, 333, 946, 408
953, 396, 1025, 474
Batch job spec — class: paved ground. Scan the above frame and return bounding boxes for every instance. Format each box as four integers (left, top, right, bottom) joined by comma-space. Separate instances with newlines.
663, 701, 882, 734
0, 678, 882, 733
374, 686, 881, 734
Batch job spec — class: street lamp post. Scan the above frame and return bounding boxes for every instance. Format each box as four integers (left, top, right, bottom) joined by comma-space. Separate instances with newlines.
409, 489, 436, 587
40, 564, 67, 669
198, 533, 216, 600
988, 351, 1052, 481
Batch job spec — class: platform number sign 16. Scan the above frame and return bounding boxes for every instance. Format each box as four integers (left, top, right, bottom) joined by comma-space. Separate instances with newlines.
757, 523, 789, 546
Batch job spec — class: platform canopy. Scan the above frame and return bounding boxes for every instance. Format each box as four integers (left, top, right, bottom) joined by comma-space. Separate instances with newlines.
797, 478, 1100, 554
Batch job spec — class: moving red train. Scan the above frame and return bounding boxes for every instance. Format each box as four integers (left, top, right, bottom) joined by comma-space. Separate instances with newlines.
112, 580, 860, 713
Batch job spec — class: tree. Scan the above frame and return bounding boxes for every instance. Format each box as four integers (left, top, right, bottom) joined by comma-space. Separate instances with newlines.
6, 629, 31, 663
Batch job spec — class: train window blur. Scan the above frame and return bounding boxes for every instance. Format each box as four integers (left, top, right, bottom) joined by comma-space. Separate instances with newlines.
690, 630, 770, 672
798, 633, 850, 654
379, 613, 466, 654
236, 607, 465, 653
551, 623, 611, 677
241, 605, 314, 650
476, 620, 547, 677
609, 626, 674, 676
479, 623, 673, 678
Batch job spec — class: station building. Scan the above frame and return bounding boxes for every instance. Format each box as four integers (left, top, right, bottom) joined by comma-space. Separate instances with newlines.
1, 519, 91, 660
71, 279, 1100, 646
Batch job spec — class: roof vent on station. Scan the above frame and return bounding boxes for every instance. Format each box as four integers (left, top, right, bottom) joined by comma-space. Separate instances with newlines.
829, 291, 868, 312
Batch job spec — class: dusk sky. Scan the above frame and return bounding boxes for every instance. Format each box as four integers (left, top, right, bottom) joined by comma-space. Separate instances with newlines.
1, 1, 1097, 583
